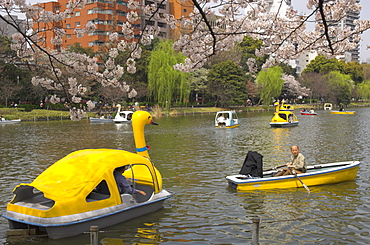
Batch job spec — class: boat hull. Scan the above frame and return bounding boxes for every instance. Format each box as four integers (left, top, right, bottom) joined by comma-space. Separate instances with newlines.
89, 118, 114, 123
226, 161, 360, 192
269, 122, 298, 127
0, 119, 21, 124
330, 111, 355, 114
4, 190, 172, 239
300, 112, 317, 115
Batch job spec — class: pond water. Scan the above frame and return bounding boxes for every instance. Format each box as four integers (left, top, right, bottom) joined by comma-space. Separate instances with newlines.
1, 107, 370, 244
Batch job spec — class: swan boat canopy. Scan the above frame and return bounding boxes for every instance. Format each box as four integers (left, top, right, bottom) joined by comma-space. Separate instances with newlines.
215, 111, 239, 128
3, 111, 172, 239
226, 160, 360, 192
270, 102, 298, 127
0, 119, 21, 124
324, 103, 333, 110
330, 110, 355, 115
113, 104, 134, 123
279, 103, 294, 111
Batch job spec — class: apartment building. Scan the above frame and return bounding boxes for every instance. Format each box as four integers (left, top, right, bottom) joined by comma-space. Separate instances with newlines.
33, 0, 194, 51
169, 0, 194, 40
34, 0, 142, 51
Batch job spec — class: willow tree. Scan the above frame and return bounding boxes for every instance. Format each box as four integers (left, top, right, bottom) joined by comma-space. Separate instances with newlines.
148, 40, 189, 110
325, 71, 354, 106
255, 66, 284, 105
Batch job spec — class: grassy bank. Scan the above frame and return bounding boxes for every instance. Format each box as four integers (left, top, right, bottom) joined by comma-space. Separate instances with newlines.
0, 108, 79, 121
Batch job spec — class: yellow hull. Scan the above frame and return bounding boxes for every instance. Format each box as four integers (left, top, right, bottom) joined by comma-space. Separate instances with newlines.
331, 111, 355, 114
227, 161, 360, 192
216, 124, 240, 129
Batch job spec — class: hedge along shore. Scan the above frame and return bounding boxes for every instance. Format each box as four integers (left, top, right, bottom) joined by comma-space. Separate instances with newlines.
1, 102, 370, 121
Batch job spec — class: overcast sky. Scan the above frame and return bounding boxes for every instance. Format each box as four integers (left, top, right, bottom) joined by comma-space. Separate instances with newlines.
292, 0, 370, 63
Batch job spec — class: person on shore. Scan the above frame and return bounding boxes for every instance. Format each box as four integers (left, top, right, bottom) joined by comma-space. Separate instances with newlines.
275, 145, 306, 176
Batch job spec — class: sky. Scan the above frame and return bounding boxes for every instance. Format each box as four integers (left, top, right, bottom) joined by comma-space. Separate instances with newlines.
292, 0, 370, 63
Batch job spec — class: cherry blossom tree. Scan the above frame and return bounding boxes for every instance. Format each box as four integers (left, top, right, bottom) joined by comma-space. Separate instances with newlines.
0, 0, 369, 119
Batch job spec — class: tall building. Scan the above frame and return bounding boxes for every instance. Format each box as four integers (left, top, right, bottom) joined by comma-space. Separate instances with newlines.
0, 15, 25, 38
169, 0, 194, 40
32, 0, 194, 51
34, 0, 142, 51
332, 0, 361, 62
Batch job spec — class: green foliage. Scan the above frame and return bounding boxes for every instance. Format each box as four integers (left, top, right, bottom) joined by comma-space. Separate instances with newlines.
207, 60, 246, 107
355, 80, 370, 100
362, 63, 370, 81
325, 71, 353, 105
238, 36, 268, 73
303, 55, 344, 74
278, 62, 297, 78
148, 39, 190, 110
255, 66, 284, 105
189, 68, 209, 104
341, 61, 364, 84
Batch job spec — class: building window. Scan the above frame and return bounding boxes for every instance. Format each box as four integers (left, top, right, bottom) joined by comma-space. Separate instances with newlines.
116, 0, 127, 6
88, 8, 113, 15
66, 24, 71, 29
75, 11, 80, 16
76, 22, 80, 27
67, 34, 71, 39
158, 3, 166, 9
158, 22, 166, 28
146, 20, 154, 26
184, 9, 187, 12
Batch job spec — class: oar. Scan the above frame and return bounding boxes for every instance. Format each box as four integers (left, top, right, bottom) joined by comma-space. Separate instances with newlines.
264, 164, 286, 172
291, 169, 310, 194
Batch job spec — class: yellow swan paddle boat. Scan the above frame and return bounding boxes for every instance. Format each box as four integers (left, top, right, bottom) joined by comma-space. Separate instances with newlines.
270, 102, 298, 127
3, 111, 172, 239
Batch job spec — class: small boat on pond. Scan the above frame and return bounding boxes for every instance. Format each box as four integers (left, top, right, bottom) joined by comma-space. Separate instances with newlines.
324, 103, 332, 110
114, 104, 134, 123
270, 102, 298, 127
215, 111, 239, 128
226, 155, 360, 192
331, 110, 355, 115
0, 119, 21, 124
89, 117, 114, 123
3, 111, 172, 239
300, 110, 317, 116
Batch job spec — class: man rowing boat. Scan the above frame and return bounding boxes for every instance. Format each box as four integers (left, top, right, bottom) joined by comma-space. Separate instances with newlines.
275, 145, 306, 176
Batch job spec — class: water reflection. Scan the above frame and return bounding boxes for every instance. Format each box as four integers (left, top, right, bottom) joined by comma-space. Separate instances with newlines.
1, 108, 370, 244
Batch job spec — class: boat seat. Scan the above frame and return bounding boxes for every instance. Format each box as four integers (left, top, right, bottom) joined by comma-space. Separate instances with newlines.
120, 184, 154, 203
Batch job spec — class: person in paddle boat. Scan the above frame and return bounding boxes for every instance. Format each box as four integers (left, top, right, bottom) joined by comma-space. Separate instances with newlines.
217, 114, 226, 126
309, 108, 315, 113
275, 145, 306, 176
114, 166, 146, 195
